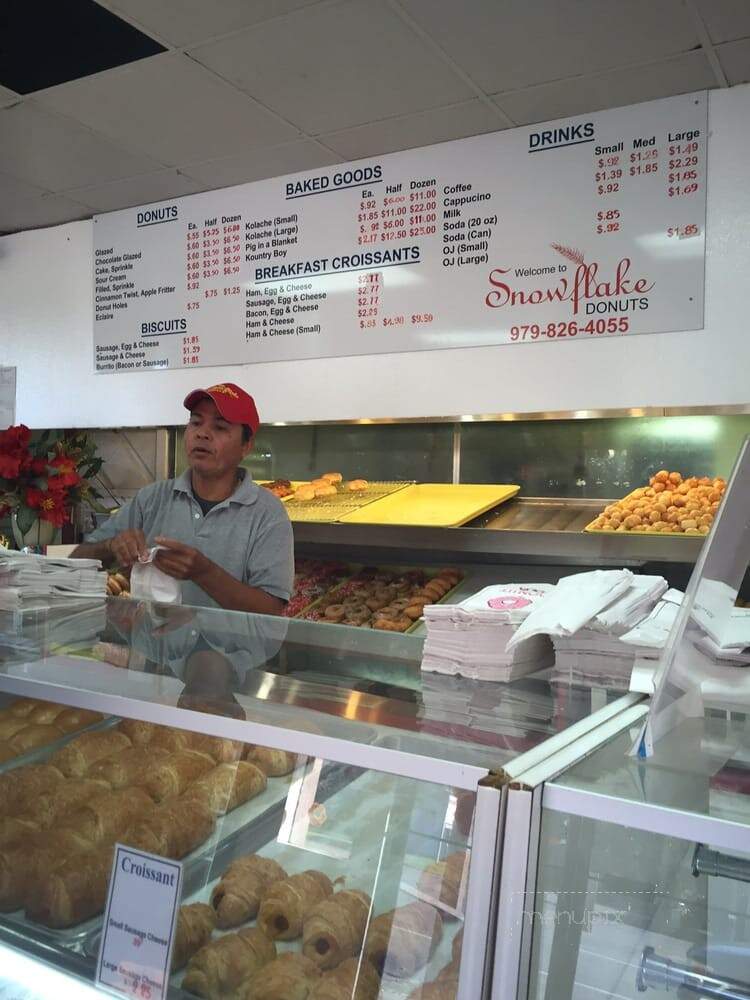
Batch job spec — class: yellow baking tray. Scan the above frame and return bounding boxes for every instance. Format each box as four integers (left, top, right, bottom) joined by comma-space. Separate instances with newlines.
583, 487, 704, 537
339, 483, 520, 527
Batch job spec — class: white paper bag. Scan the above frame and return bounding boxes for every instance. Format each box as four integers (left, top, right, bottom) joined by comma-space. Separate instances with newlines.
130, 546, 182, 605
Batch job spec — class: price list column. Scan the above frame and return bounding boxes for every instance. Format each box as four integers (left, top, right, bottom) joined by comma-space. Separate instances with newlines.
183, 214, 243, 366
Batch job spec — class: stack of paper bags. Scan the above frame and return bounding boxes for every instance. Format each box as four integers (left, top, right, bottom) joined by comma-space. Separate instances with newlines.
505, 570, 669, 688
421, 583, 555, 681
0, 547, 108, 611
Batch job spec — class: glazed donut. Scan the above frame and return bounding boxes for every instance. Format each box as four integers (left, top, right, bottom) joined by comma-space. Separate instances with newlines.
324, 604, 346, 622
314, 485, 337, 497
310, 478, 330, 488
347, 479, 369, 491
373, 617, 412, 632
404, 605, 424, 621
321, 472, 343, 484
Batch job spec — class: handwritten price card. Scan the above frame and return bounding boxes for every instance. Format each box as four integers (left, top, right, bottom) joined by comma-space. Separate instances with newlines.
96, 846, 182, 1000
93, 91, 707, 373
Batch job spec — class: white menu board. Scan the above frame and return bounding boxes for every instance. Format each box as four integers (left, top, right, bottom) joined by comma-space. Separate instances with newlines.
93, 91, 707, 374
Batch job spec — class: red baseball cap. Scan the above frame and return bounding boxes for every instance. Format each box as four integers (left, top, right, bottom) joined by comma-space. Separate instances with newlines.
183, 383, 260, 435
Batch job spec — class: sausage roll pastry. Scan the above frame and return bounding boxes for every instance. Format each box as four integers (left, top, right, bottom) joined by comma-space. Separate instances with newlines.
210, 855, 287, 929
171, 903, 217, 972
303, 890, 371, 969
258, 871, 334, 941
182, 927, 276, 998
236, 953, 321, 1000
365, 902, 443, 978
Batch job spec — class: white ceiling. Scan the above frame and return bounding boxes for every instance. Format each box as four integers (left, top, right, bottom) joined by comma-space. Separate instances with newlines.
0, 0, 748, 235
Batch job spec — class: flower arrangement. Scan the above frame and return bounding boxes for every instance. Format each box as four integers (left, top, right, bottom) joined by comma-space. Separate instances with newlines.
0, 425, 104, 535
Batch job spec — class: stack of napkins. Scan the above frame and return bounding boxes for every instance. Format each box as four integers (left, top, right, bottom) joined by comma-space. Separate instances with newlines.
421, 583, 555, 681
0, 547, 108, 610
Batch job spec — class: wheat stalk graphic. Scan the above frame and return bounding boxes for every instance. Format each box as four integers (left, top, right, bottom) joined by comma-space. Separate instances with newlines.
551, 243, 585, 266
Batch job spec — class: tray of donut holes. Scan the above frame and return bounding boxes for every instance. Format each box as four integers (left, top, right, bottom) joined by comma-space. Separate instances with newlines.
585, 470, 727, 536
260, 474, 413, 523
300, 566, 464, 632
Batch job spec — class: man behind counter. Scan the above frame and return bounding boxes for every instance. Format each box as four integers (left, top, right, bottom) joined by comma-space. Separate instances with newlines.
71, 383, 293, 614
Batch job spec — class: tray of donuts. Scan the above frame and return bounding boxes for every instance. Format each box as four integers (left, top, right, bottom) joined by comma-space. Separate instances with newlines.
300, 566, 465, 633
0, 719, 336, 946
281, 477, 414, 523
0, 697, 115, 772
112, 775, 468, 999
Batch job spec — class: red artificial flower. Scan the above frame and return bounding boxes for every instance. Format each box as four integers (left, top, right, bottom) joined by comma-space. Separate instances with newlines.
0, 453, 22, 479
25, 487, 69, 526
0, 425, 31, 452
48, 455, 80, 488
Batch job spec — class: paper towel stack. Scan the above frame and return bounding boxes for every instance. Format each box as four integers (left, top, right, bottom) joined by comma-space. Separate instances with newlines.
0, 547, 108, 610
421, 583, 555, 681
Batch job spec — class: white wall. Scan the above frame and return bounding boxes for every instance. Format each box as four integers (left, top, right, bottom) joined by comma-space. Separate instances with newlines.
2, 85, 749, 430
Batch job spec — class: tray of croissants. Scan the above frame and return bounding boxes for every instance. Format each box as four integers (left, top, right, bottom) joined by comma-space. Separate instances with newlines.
0, 710, 322, 942
90, 791, 468, 1000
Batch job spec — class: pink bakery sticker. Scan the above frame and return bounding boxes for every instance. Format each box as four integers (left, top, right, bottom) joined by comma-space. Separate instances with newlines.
487, 595, 533, 610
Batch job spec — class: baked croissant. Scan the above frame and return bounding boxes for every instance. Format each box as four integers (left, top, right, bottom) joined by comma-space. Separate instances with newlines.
139, 749, 215, 802
61, 787, 152, 844
418, 852, 468, 911
243, 745, 298, 777
258, 870, 334, 941
7, 698, 41, 717
406, 980, 458, 1000
171, 903, 217, 972
210, 855, 287, 929
0, 828, 93, 911
0, 717, 30, 741
27, 703, 67, 725
55, 708, 103, 733
182, 927, 276, 998
303, 889, 371, 969
124, 798, 215, 859
236, 953, 321, 1000
88, 746, 170, 787
365, 902, 443, 978
187, 734, 245, 763
0, 815, 40, 849
10, 777, 109, 834
50, 729, 132, 777
181, 761, 266, 816
28, 840, 116, 927
0, 763, 63, 812
9, 724, 64, 754
309, 958, 381, 1000
117, 719, 158, 745
150, 727, 194, 752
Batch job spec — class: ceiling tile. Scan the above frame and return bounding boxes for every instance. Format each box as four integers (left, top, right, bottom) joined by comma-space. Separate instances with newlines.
105, 0, 325, 47
34, 52, 297, 166
0, 171, 49, 202
0, 193, 90, 235
717, 38, 750, 84
694, 0, 750, 44
190, 0, 474, 134
64, 169, 206, 213
0, 103, 160, 191
181, 140, 340, 189
401, 0, 699, 94
322, 100, 504, 160
0, 85, 20, 108
494, 52, 716, 126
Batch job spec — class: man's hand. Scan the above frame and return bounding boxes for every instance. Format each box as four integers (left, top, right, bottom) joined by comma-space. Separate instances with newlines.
153, 536, 212, 581
110, 529, 148, 568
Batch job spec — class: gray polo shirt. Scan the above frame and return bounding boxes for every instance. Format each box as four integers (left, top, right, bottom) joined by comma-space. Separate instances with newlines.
87, 469, 293, 608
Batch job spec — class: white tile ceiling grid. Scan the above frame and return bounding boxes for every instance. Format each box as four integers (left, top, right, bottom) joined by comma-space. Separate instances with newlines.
0, 0, 747, 234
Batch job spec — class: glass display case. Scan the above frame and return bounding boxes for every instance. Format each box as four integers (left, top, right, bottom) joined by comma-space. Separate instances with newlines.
522, 437, 750, 1000
0, 597, 640, 999
526, 716, 750, 1000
